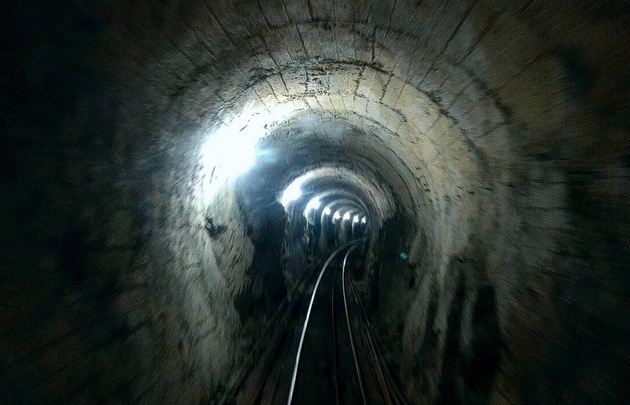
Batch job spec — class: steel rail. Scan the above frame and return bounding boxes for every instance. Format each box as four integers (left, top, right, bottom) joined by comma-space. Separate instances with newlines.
349, 275, 409, 405
287, 240, 361, 405
341, 244, 368, 405
331, 261, 342, 405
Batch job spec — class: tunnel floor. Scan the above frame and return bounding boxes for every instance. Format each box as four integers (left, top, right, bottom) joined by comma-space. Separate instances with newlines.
250, 245, 399, 405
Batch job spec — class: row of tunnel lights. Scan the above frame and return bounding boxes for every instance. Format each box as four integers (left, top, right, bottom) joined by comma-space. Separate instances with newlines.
306, 198, 368, 225
281, 176, 368, 226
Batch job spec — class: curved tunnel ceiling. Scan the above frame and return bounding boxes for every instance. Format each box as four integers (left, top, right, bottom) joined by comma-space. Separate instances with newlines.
3, 0, 630, 403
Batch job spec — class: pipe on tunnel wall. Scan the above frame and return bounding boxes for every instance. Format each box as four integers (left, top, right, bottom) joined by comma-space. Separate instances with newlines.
2, 0, 630, 403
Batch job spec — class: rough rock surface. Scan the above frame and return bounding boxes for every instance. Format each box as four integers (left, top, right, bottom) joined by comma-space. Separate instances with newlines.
2, 0, 629, 403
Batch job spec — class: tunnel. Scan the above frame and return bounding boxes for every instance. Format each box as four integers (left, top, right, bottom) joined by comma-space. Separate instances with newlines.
2, 0, 630, 403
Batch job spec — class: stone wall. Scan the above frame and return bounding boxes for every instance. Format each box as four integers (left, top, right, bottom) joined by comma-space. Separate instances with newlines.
2, 0, 629, 403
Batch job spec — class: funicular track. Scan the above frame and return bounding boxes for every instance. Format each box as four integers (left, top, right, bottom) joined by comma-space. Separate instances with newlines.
253, 240, 408, 405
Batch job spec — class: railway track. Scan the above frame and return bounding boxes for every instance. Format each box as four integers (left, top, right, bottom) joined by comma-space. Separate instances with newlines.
255, 241, 407, 405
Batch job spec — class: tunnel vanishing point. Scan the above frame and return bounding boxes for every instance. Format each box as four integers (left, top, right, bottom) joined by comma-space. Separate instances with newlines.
2, 0, 630, 403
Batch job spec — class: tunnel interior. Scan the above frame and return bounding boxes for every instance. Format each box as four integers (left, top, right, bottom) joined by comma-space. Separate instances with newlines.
2, 0, 630, 403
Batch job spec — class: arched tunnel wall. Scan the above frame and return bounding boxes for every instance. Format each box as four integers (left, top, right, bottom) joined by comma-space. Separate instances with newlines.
2, 0, 630, 403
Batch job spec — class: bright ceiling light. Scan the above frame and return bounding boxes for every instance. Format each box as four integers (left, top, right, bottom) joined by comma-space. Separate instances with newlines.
281, 184, 302, 207
201, 130, 258, 177
353, 215, 360, 223
305, 197, 321, 211
343, 212, 352, 221
361, 217, 367, 224
201, 100, 302, 181
281, 176, 308, 207
323, 207, 331, 216
333, 211, 342, 220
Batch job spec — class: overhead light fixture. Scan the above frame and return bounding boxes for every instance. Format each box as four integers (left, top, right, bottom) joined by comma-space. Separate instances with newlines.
201, 100, 301, 180
281, 183, 303, 207
281, 176, 308, 207
305, 197, 321, 211
201, 129, 258, 178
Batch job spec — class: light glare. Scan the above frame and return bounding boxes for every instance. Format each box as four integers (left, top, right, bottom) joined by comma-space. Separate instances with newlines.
201, 131, 258, 177
281, 184, 302, 207
281, 176, 309, 207
201, 100, 301, 181
306, 198, 321, 211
